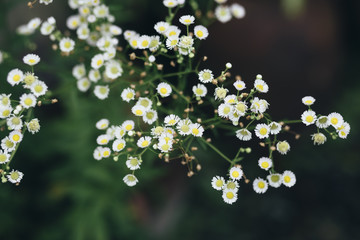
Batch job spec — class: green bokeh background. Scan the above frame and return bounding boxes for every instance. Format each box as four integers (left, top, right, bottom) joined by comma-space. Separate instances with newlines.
0, 0, 359, 239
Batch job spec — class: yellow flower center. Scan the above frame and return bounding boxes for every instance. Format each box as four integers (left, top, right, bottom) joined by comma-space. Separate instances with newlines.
256, 84, 264, 91
24, 98, 33, 106
161, 144, 170, 151
168, 119, 176, 125
160, 88, 167, 94
2, 110, 10, 117
12, 134, 20, 142
125, 124, 132, 131
0, 154, 7, 162
284, 176, 291, 183
97, 59, 103, 66
29, 59, 36, 64
305, 100, 312, 104
271, 175, 280, 182
159, 26, 165, 32
215, 179, 223, 187
131, 40, 138, 47
64, 41, 71, 49
181, 125, 190, 133
197, 30, 203, 37
258, 181, 265, 189
34, 85, 43, 93
103, 150, 110, 157
223, 106, 231, 114
261, 162, 269, 169
306, 116, 314, 123
226, 192, 234, 199
236, 84, 243, 89
117, 143, 124, 150
259, 128, 267, 135
195, 88, 203, 95
232, 171, 239, 178
331, 118, 338, 125
126, 92, 133, 99
141, 140, 149, 147
169, 31, 176, 36
13, 74, 21, 82
192, 128, 199, 135
135, 110, 143, 116
100, 139, 108, 144
100, 123, 107, 129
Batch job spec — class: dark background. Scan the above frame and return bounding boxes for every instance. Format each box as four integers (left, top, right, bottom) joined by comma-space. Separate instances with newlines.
0, 0, 359, 239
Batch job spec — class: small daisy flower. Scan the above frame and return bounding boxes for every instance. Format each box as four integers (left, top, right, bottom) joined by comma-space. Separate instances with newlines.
224, 95, 237, 105
66, 15, 80, 30
215, 5, 232, 23
88, 69, 101, 82
26, 118, 40, 134
163, 0, 178, 8
338, 129, 349, 139
316, 116, 330, 129
23, 54, 40, 66
311, 133, 327, 145
27, 17, 41, 30
143, 110, 158, 124
302, 96, 316, 106
31, 81, 48, 97
255, 123, 270, 139
129, 36, 139, 49
7, 116, 23, 130
23, 72, 37, 88
72, 64, 86, 80
149, 36, 161, 52
158, 138, 173, 153
157, 82, 172, 97
165, 26, 181, 38
154, 21, 169, 34
234, 102, 247, 116
121, 88, 135, 102
229, 166, 243, 180
254, 79, 269, 93
233, 80, 246, 91
253, 178, 268, 194
164, 114, 180, 126
236, 129, 252, 141
0, 106, 12, 119
1, 137, 16, 152
192, 84, 207, 98
177, 119, 192, 136
0, 94, 11, 107
132, 105, 146, 117
91, 54, 105, 69
96, 119, 109, 130
198, 69, 214, 83
97, 134, 111, 145
189, 123, 204, 137
93, 147, 103, 161
94, 85, 109, 100
114, 126, 126, 139
166, 36, 179, 50
179, 15, 195, 25
151, 126, 165, 137
110, 25, 122, 35
9, 130, 23, 144
7, 69, 24, 86
148, 55, 156, 63
137, 136, 152, 148
105, 60, 123, 79
301, 110, 317, 126
40, 20, 55, 35
250, 97, 269, 114
136, 97, 153, 110
214, 87, 228, 100
20, 93, 36, 109
112, 139, 126, 152
258, 157, 272, 170
100, 147, 111, 158
222, 189, 238, 204
211, 176, 225, 191
123, 174, 138, 187
138, 35, 151, 49
93, 4, 109, 18
267, 174, 282, 188
126, 157, 141, 170
7, 170, 24, 184
218, 103, 233, 118
282, 170, 296, 187
0, 150, 10, 164
59, 37, 75, 53
337, 122, 350, 139
276, 140, 290, 155
328, 112, 344, 128
224, 180, 239, 191
121, 120, 134, 132
194, 25, 209, 40
231, 3, 246, 19
269, 122, 281, 135
77, 78, 91, 92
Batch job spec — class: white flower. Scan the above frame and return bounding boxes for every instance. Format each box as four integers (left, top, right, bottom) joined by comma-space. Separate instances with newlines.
211, 176, 225, 190
0, 94, 11, 107
311, 133, 327, 145
7, 116, 23, 130
136, 97, 153, 111
165, 26, 181, 38
9, 130, 23, 144
231, 3, 246, 19
198, 69, 213, 83
301, 110, 317, 126
158, 138, 173, 153
267, 174, 282, 188
164, 114, 180, 126
0, 150, 10, 164
100, 147, 111, 158
110, 25, 122, 35
123, 174, 138, 187
129, 36, 139, 49
91, 54, 105, 69
282, 170, 296, 187
149, 36, 161, 52
189, 123, 204, 137
39, 0, 53, 5
163, 0, 178, 8
177, 119, 192, 136
77, 78, 91, 92
77, 24, 90, 40
214, 87, 228, 100
143, 110, 158, 124
114, 126, 126, 139
234, 101, 247, 116
222, 189, 238, 204
166, 36, 179, 50
258, 157, 272, 170
233, 80, 246, 91
94, 85, 109, 100
316, 116, 330, 129
7, 170, 24, 184
328, 112, 344, 128
137, 136, 152, 148
192, 84, 207, 97
154, 21, 169, 34
105, 60, 123, 79
138, 35, 151, 49
337, 122, 350, 139
269, 122, 281, 135
121, 88, 135, 102
0, 106, 12, 119
112, 139, 126, 152
131, 105, 146, 117
302, 96, 316, 106
7, 69, 24, 86
23, 54, 40, 66
20, 93, 36, 109
179, 15, 195, 25
236, 129, 252, 141
59, 38, 75, 53
276, 140, 290, 155
97, 134, 111, 145
93, 147, 102, 160
40, 20, 55, 35
157, 82, 172, 97
126, 157, 141, 170
215, 5, 232, 23
250, 97, 269, 114
89, 69, 101, 82
253, 178, 268, 194
27, 17, 41, 30
194, 25, 209, 40
26, 118, 40, 134
122, 120, 135, 131
218, 103, 233, 118
66, 15, 80, 30
93, 4, 109, 18
148, 55, 156, 63
1, 137, 16, 152
72, 64, 86, 80
254, 79, 269, 93
96, 119, 109, 130
229, 166, 243, 180
224, 180, 239, 191
255, 123, 270, 139
31, 81, 48, 97
124, 30, 137, 41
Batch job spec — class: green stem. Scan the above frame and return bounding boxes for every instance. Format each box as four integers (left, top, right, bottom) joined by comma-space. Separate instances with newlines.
198, 138, 232, 164
282, 119, 302, 124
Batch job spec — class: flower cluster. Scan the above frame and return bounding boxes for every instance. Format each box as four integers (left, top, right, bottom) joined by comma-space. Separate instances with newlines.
1, 54, 50, 185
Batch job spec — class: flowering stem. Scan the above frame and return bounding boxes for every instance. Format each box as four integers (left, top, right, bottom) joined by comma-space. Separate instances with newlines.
198, 138, 232, 164
282, 119, 302, 124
